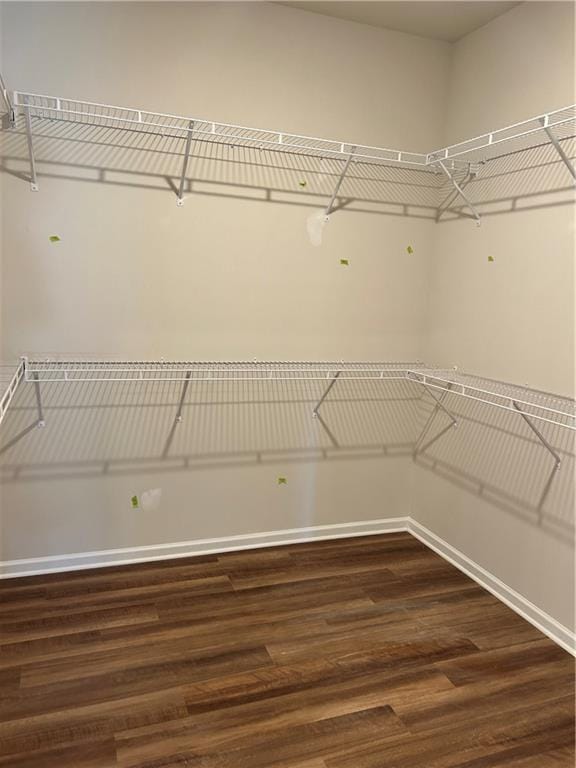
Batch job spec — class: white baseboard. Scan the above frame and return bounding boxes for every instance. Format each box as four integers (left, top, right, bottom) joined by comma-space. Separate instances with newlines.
1, 515, 573, 656
408, 519, 576, 656
0, 517, 409, 578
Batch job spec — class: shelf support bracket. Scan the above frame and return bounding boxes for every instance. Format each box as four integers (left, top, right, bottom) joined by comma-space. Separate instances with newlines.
312, 370, 341, 418
23, 108, 39, 191
512, 401, 561, 468
162, 371, 191, 458
414, 383, 457, 455
436, 168, 474, 222
539, 118, 576, 183
176, 121, 195, 206
437, 160, 480, 225
32, 373, 45, 428
512, 401, 561, 514
325, 148, 356, 217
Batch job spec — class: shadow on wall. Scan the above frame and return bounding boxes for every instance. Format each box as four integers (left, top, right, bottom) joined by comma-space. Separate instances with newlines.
0, 376, 422, 479
1, 115, 574, 223
0, 376, 573, 545
414, 389, 575, 545
436, 137, 576, 223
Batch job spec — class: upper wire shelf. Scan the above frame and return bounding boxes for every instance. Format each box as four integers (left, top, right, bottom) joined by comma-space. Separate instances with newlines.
11, 91, 576, 171
11, 91, 430, 169
427, 104, 576, 165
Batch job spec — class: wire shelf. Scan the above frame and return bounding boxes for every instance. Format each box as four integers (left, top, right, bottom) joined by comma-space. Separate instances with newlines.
12, 92, 430, 169
22, 359, 429, 383
12, 91, 575, 172
427, 105, 576, 166
408, 369, 576, 430
7, 358, 573, 432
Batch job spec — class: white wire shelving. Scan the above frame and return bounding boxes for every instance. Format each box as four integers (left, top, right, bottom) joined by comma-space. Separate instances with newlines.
6, 86, 576, 221
0, 361, 25, 427
1, 357, 573, 508
1, 357, 571, 433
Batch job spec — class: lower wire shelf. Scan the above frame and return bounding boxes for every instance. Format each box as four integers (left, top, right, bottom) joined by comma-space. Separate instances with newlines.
0, 356, 571, 432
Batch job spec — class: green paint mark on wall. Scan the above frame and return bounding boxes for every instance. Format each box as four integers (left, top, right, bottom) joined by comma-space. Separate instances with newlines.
131, 495, 139, 509
49, 235, 61, 243
340, 259, 349, 266
406, 245, 414, 255
277, 477, 287, 485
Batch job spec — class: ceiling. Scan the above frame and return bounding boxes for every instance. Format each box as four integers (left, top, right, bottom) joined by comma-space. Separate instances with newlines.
278, 1, 522, 42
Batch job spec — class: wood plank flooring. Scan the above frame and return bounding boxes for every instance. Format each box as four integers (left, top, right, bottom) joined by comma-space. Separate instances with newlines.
0, 532, 573, 767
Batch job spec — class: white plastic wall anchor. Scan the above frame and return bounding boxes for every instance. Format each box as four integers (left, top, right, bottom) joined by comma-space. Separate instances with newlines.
176, 197, 184, 207
30, 183, 39, 192
37, 420, 45, 428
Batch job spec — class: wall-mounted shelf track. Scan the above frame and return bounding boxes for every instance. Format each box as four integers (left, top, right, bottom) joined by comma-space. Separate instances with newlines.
4, 84, 575, 223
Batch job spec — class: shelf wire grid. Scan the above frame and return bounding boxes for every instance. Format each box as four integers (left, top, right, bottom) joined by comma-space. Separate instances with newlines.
12, 92, 430, 169
12, 91, 576, 173
407, 369, 576, 430
427, 105, 576, 166
23, 359, 427, 383
15, 359, 576, 431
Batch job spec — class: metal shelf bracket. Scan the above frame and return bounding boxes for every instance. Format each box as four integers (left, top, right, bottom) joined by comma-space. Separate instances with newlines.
325, 148, 356, 218
512, 400, 561, 512
162, 370, 192, 457
23, 109, 39, 191
32, 372, 45, 427
312, 370, 341, 418
414, 383, 457, 455
539, 118, 576, 183
176, 120, 195, 206
437, 160, 480, 225
512, 400, 561, 470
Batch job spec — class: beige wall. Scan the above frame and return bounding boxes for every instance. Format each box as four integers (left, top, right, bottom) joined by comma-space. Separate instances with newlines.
0, 2, 448, 559
416, 0, 576, 630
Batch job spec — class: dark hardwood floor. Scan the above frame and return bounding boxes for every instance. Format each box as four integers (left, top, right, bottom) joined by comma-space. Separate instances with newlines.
0, 532, 573, 767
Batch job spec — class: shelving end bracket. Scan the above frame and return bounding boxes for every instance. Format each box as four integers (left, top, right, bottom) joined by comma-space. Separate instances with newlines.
436, 160, 481, 226
539, 118, 576, 184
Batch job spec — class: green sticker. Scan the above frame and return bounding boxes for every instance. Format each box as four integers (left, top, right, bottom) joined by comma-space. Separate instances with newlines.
488, 255, 495, 262
131, 495, 139, 508
49, 235, 61, 243
406, 245, 414, 255
277, 477, 287, 485
298, 180, 307, 188
340, 259, 349, 266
